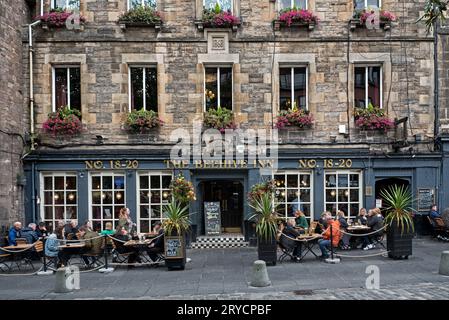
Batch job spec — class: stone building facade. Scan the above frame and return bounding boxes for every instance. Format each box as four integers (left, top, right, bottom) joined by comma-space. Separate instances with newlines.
11, 0, 445, 239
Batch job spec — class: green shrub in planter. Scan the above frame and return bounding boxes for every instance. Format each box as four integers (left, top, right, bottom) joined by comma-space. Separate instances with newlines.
122, 108, 163, 133
118, 5, 162, 25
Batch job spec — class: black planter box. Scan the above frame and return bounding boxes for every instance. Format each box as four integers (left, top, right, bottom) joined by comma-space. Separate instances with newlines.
257, 236, 277, 265
387, 222, 413, 259
165, 232, 187, 270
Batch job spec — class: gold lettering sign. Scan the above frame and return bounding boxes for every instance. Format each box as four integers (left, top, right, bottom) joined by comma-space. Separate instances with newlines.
85, 160, 139, 170
163, 159, 275, 169
299, 159, 353, 169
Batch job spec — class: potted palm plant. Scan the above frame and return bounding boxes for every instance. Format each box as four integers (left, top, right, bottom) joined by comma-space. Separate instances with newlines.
162, 200, 191, 270
248, 191, 279, 266
380, 185, 415, 259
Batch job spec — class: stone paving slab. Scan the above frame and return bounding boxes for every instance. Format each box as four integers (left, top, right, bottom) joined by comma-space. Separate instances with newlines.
0, 237, 448, 300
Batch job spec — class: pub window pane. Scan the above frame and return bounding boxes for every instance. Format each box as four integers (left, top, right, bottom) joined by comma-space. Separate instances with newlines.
138, 173, 172, 233
129, 66, 158, 111
204, 0, 232, 12
53, 0, 80, 10
145, 68, 158, 112
279, 67, 307, 111
220, 67, 233, 109
130, 67, 144, 110
90, 173, 125, 230
279, 68, 292, 110
205, 68, 218, 110
368, 66, 381, 107
53, 67, 81, 113
287, 175, 298, 188
205, 67, 233, 111
324, 171, 361, 219
41, 173, 77, 230
354, 66, 382, 108
129, 0, 157, 10
279, 0, 307, 10
293, 67, 307, 109
354, 67, 366, 108
354, 0, 379, 9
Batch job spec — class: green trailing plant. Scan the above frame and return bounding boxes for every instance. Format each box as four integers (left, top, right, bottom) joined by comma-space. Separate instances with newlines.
417, 0, 448, 32
248, 192, 279, 242
162, 200, 191, 236
122, 108, 163, 133
118, 5, 162, 24
380, 185, 415, 235
203, 106, 237, 133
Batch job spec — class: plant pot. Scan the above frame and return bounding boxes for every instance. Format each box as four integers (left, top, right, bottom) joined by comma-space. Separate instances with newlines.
257, 235, 277, 266
387, 221, 413, 259
118, 20, 161, 31
273, 20, 316, 31
164, 231, 187, 270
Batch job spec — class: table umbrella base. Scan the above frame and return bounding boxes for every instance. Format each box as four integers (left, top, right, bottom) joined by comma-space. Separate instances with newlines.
325, 257, 341, 264
99, 267, 114, 273
37, 270, 54, 276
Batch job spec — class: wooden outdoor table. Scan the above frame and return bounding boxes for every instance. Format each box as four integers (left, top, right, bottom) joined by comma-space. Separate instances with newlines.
2, 244, 34, 250
1, 244, 35, 271
58, 243, 86, 249
347, 225, 370, 231
124, 240, 152, 263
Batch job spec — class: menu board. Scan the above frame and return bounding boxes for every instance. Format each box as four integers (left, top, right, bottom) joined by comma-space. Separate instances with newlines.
418, 188, 434, 212
204, 202, 221, 236
165, 236, 183, 259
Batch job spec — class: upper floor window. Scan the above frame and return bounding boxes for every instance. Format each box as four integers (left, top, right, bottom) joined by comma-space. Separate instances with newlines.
354, 66, 382, 108
128, 0, 157, 10
354, 0, 381, 10
52, 0, 80, 10
279, 66, 307, 111
205, 66, 233, 111
52, 66, 81, 112
204, 0, 232, 12
279, 0, 307, 10
129, 66, 158, 111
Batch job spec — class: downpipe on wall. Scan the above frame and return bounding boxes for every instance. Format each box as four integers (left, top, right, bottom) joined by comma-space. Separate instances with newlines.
28, 20, 41, 151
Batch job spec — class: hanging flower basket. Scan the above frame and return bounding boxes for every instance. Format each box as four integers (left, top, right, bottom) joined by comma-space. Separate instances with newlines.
274, 105, 313, 130
354, 104, 395, 132
273, 8, 318, 31
122, 109, 163, 134
350, 9, 396, 31
42, 107, 82, 137
118, 5, 163, 30
170, 173, 196, 204
36, 9, 86, 30
203, 106, 237, 133
195, 4, 241, 31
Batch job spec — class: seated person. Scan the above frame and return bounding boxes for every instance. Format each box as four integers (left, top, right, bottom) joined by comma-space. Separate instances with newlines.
316, 212, 330, 234
8, 221, 22, 245
35, 222, 48, 238
146, 221, 165, 262
21, 223, 39, 244
100, 222, 115, 236
281, 218, 303, 261
64, 220, 79, 240
294, 210, 309, 234
337, 210, 351, 250
44, 232, 60, 262
318, 215, 341, 259
59, 227, 91, 266
355, 208, 368, 225
112, 226, 140, 268
81, 227, 103, 261
362, 209, 384, 250
430, 205, 441, 220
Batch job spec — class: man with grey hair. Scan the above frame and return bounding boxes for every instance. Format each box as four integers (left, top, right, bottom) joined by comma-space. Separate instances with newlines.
21, 223, 39, 244
8, 221, 22, 245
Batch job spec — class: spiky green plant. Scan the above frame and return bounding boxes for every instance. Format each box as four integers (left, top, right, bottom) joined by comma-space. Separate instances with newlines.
162, 200, 191, 236
417, 0, 448, 32
248, 192, 279, 241
380, 185, 415, 234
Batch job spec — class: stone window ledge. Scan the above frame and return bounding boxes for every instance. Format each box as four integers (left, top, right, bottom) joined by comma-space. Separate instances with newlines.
272, 20, 316, 32
118, 21, 162, 31
41, 21, 85, 31
194, 20, 241, 32
349, 19, 392, 31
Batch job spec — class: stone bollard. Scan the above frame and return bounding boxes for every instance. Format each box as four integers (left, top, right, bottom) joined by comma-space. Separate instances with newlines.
54, 267, 79, 293
439, 251, 449, 276
249, 260, 271, 287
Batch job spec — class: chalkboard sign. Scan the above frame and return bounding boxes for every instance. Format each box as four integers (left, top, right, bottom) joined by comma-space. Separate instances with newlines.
204, 202, 221, 236
164, 236, 184, 259
418, 188, 434, 212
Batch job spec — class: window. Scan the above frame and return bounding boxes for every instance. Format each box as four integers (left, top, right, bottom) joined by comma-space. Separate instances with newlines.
354, 0, 381, 10
204, 0, 232, 12
52, 67, 81, 112
52, 0, 80, 10
354, 66, 382, 108
279, 67, 307, 111
279, 0, 307, 10
138, 172, 172, 233
128, 0, 156, 10
205, 67, 233, 111
41, 173, 77, 231
90, 173, 126, 230
273, 172, 313, 221
129, 66, 158, 111
324, 171, 362, 220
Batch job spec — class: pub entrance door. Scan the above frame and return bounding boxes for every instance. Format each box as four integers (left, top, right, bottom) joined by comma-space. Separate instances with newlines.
201, 180, 244, 233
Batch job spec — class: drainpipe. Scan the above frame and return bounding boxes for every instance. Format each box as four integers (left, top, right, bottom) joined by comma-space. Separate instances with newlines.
40, 0, 44, 16
434, 21, 440, 141
31, 161, 36, 223
28, 20, 41, 151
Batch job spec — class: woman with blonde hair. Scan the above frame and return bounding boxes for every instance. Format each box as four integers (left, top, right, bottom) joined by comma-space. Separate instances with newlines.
118, 207, 134, 234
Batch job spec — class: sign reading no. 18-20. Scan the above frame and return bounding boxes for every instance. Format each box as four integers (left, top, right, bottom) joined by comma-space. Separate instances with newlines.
299, 159, 353, 169
85, 160, 139, 170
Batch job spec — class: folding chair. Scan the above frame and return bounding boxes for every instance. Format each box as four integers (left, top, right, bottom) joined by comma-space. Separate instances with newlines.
428, 217, 449, 240
0, 253, 11, 272
111, 241, 132, 264
277, 234, 296, 262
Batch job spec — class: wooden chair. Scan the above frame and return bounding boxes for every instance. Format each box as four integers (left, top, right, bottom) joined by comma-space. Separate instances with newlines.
428, 216, 449, 239
0, 252, 11, 272
277, 233, 297, 263
309, 221, 318, 235
111, 240, 132, 264
15, 238, 27, 246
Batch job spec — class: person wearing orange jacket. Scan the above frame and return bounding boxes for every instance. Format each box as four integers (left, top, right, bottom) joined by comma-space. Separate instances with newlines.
318, 213, 341, 259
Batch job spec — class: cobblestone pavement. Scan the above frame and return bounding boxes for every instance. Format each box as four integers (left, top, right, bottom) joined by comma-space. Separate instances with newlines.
0, 237, 448, 300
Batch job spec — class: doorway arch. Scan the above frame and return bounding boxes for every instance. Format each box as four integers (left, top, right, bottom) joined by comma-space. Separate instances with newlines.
375, 177, 411, 214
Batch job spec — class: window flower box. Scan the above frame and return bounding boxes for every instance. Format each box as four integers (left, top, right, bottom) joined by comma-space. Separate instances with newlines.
350, 9, 396, 31
122, 109, 163, 134
118, 5, 162, 31
36, 9, 86, 31
274, 106, 313, 130
195, 6, 241, 31
203, 106, 237, 133
42, 107, 82, 137
273, 8, 318, 31
354, 104, 395, 132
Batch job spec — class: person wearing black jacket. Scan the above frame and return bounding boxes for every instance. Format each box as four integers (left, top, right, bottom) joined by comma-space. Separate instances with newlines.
281, 218, 302, 261
146, 221, 165, 262
337, 211, 351, 250
21, 223, 39, 244
35, 222, 48, 238
362, 209, 384, 250
112, 226, 140, 268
